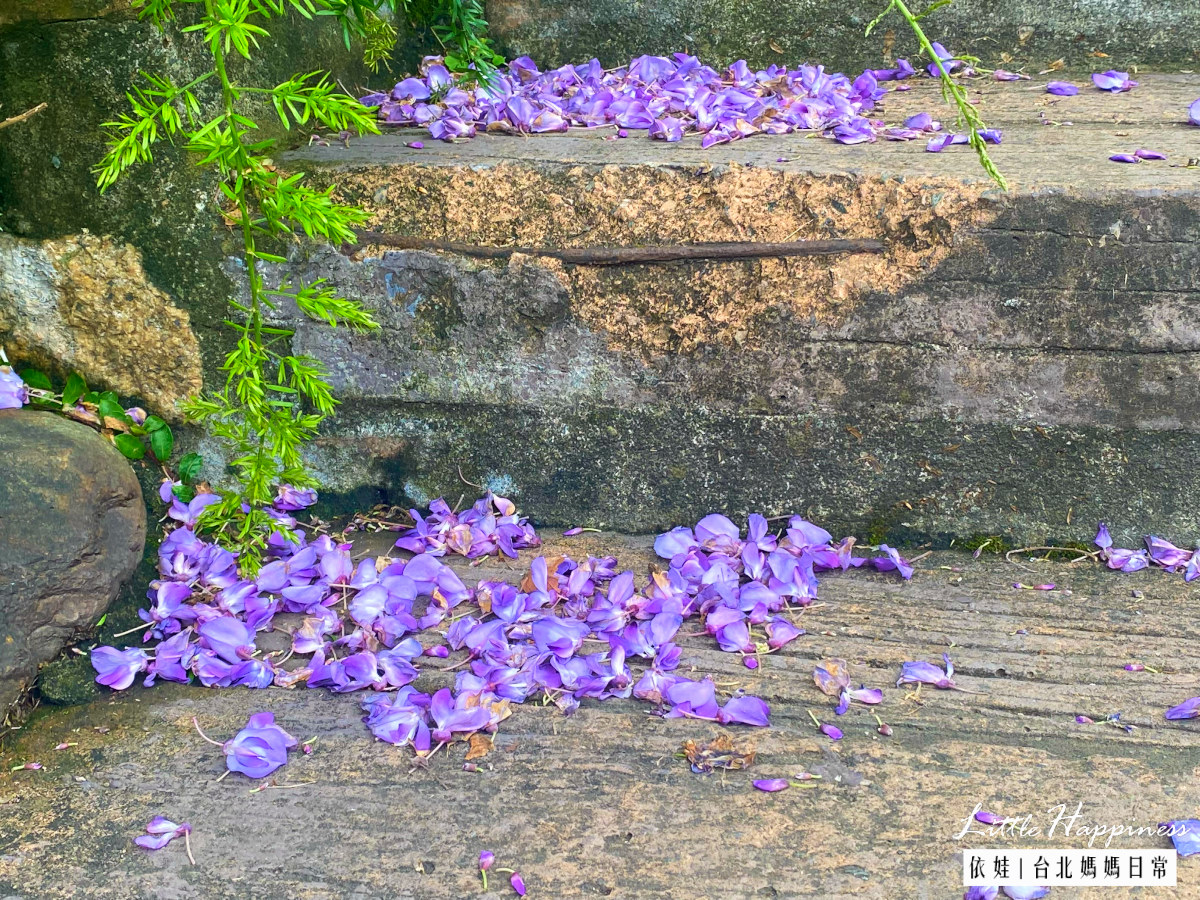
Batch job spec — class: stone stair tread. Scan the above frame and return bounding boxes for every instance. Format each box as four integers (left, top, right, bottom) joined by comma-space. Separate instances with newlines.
287, 74, 1200, 194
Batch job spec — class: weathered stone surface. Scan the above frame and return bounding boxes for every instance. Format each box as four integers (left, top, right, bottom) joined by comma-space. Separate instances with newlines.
485, 0, 1200, 73
1, 536, 1199, 897
0, 410, 145, 717
0, 0, 128, 28
271, 75, 1200, 545
0, 6, 376, 400
0, 233, 204, 418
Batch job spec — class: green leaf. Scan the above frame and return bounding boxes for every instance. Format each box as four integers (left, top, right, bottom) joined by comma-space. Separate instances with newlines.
144, 414, 167, 432
113, 433, 145, 460
172, 483, 196, 503
62, 372, 87, 407
178, 452, 203, 482
149, 425, 174, 462
96, 613, 107, 628
97, 395, 131, 423
18, 369, 52, 391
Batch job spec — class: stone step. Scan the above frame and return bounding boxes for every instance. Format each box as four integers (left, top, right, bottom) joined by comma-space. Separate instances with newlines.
279, 75, 1200, 543
482, 0, 1198, 72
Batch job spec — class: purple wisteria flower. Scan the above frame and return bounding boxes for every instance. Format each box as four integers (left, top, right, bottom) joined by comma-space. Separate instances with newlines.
1190, 98, 1200, 127
1166, 697, 1200, 720
1046, 81, 1078, 96
1134, 148, 1167, 161
1092, 71, 1137, 92
194, 712, 297, 779
274, 484, 317, 511
753, 778, 789, 792
1109, 153, 1140, 164
1003, 889, 1049, 900
363, 51, 947, 152
91, 646, 149, 690
133, 817, 193, 863
965, 889, 998, 900
0, 368, 29, 409
1161, 819, 1200, 857
897, 653, 956, 689
511, 873, 528, 896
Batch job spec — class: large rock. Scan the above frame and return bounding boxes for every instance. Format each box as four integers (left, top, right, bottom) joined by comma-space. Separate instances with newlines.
0, 410, 145, 715
0, 233, 204, 420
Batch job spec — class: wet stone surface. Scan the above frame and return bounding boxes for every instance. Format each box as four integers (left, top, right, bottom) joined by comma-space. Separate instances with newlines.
2, 533, 1199, 898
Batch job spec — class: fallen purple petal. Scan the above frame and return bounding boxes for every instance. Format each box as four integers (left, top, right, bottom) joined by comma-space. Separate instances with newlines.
1092, 70, 1137, 92
753, 778, 790, 792
1109, 153, 1140, 163
1166, 697, 1200, 720
1162, 820, 1200, 857
1046, 81, 1078, 96
1134, 148, 1167, 160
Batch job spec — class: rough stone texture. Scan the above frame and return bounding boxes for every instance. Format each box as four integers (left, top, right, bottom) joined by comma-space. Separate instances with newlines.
0, 233, 204, 418
273, 75, 1200, 545
485, 0, 1200, 73
0, 5, 376, 398
2, 535, 1200, 897
0, 0, 128, 28
0, 411, 145, 718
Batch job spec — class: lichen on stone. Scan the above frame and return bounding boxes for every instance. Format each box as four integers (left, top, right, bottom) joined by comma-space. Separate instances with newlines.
0, 233, 203, 419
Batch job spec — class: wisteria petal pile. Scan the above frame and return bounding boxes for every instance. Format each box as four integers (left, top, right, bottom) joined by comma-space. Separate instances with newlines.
91, 485, 928, 757
361, 52, 913, 148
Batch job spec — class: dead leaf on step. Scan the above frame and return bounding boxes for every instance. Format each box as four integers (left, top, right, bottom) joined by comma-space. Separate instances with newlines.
465, 734, 493, 761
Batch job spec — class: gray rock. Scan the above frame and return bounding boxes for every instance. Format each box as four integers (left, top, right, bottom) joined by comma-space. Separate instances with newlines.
0, 410, 145, 716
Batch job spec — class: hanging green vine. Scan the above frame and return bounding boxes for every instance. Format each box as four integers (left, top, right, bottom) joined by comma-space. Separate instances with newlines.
95, 0, 392, 570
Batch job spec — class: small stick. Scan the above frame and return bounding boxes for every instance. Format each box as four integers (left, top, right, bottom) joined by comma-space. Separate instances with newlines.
353, 229, 885, 265
192, 717, 224, 747
0, 102, 47, 131
184, 830, 196, 866
1005, 546, 1098, 562
110, 621, 155, 639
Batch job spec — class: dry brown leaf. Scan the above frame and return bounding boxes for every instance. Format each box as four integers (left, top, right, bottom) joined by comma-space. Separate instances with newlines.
465, 734, 493, 760
682, 733, 756, 773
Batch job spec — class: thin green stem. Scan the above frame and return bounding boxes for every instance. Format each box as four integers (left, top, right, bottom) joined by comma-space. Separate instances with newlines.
886, 0, 1008, 190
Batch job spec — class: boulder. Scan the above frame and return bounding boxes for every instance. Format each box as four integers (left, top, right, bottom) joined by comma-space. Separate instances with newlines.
0, 410, 145, 716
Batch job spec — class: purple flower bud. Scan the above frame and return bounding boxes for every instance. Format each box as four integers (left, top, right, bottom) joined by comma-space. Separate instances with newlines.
1075, 715, 1095, 724
1190, 98, 1200, 127
744, 657, 759, 669
562, 527, 583, 536
878, 721, 893, 736
424, 645, 450, 658
406, 140, 424, 149
976, 810, 1005, 825
753, 778, 790, 792
479, 850, 495, 871
1134, 148, 1167, 161
1124, 663, 1145, 672
1109, 153, 1140, 163
819, 722, 843, 741
511, 872, 527, 896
